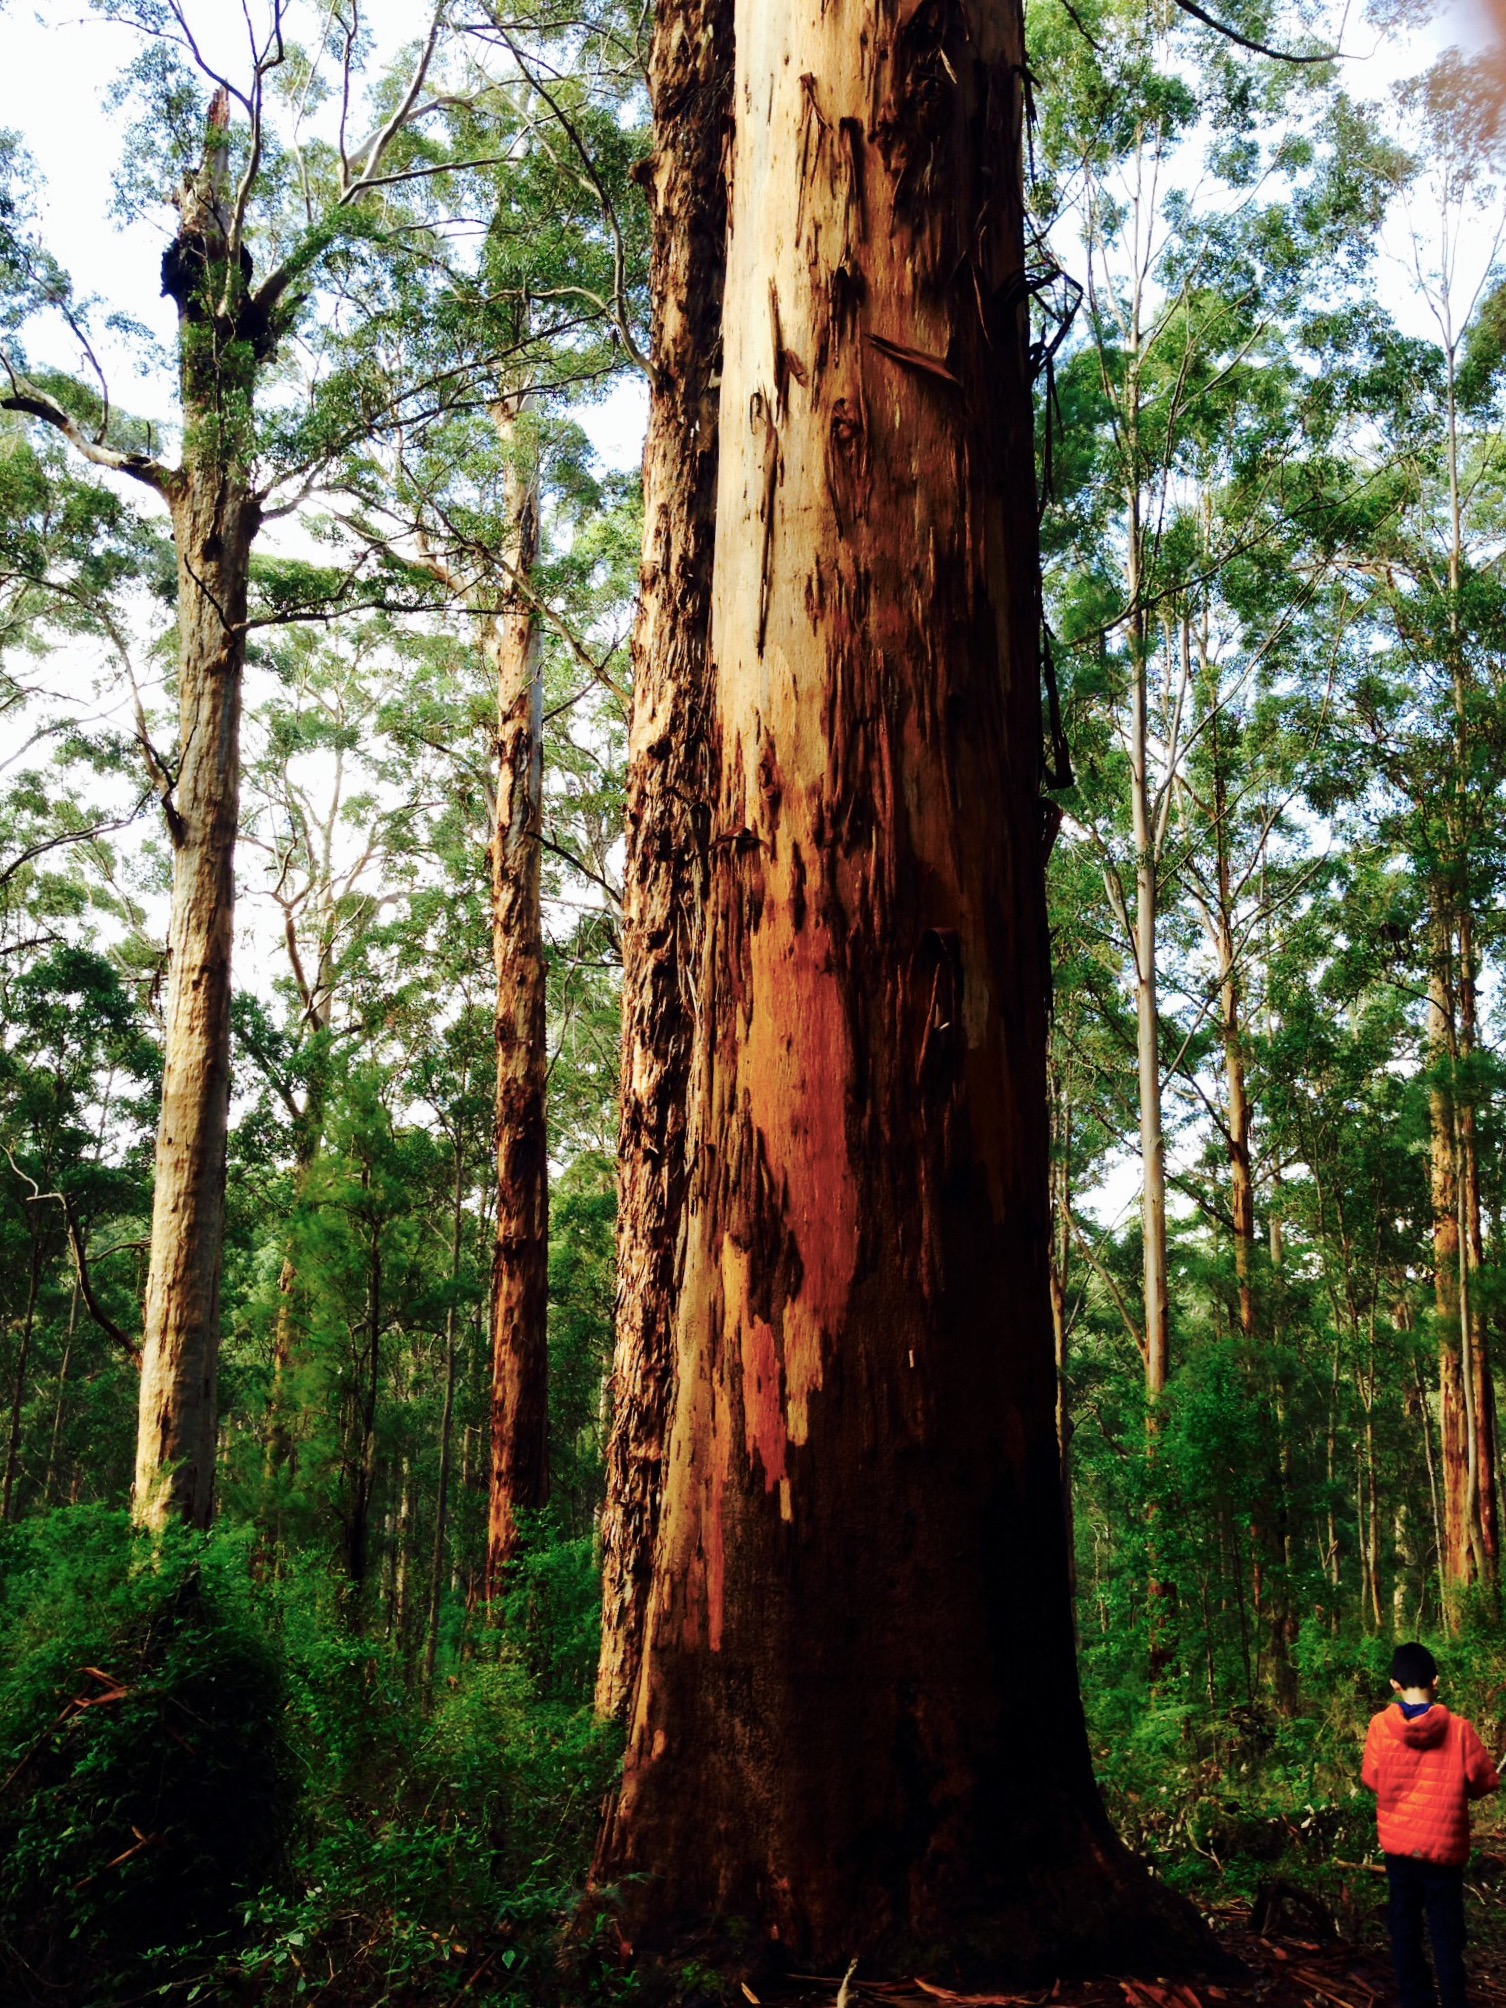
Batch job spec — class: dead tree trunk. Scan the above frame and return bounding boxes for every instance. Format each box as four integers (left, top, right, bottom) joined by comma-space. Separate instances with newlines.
595, 0, 1201, 1972
484, 404, 550, 1597
596, 0, 733, 1721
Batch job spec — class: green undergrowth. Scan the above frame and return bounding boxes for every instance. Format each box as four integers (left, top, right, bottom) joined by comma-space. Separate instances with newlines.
1088, 1617, 1506, 1948
7, 1504, 1506, 2003
0, 1507, 623, 2006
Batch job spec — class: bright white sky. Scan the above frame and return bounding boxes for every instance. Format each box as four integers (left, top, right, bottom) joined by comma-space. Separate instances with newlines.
0, 0, 1493, 477
0, 0, 651, 472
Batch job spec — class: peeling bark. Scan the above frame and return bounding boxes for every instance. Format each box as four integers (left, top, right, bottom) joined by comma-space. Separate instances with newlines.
596, 0, 733, 1721
132, 97, 266, 1533
596, 0, 1201, 1972
484, 405, 550, 1598
134, 420, 258, 1535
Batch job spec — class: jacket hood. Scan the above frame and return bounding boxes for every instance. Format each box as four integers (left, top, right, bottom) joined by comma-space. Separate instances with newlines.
1385, 1701, 1451, 1748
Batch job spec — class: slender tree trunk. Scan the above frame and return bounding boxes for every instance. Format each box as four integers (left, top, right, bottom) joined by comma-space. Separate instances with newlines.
426, 1133, 467, 1689
347, 1214, 381, 1595
1366, 1408, 1382, 1631
1456, 1123, 1487, 1588
1416, 1353, 1446, 1618
1210, 791, 1255, 1340
42, 1279, 77, 1507
1394, 1501, 1412, 1632
265, 1050, 330, 1485
484, 403, 549, 1598
1129, 582, 1169, 1397
596, 0, 733, 1724
1429, 951, 1474, 1611
3, 1242, 42, 1522
134, 106, 261, 1533
392, 1451, 413, 1641
1457, 912, 1498, 1586
1224, 995, 1255, 1340
1434, 345, 1488, 1600
596, 0, 1200, 1971
1326, 1332, 1341, 1591
1130, 591, 1175, 1675
1268, 1211, 1299, 1711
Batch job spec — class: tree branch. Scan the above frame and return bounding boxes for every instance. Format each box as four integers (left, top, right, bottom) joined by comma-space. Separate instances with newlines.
1171, 0, 1338, 68
3, 1152, 141, 1364
0, 367, 173, 496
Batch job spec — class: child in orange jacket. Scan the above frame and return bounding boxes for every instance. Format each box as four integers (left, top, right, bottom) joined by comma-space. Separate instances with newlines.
1362, 1642, 1499, 2008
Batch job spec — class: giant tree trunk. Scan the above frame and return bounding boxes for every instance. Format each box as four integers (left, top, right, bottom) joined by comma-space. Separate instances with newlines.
133, 98, 261, 1534
596, 0, 1199, 1972
596, 0, 733, 1722
484, 407, 550, 1598
134, 465, 257, 1533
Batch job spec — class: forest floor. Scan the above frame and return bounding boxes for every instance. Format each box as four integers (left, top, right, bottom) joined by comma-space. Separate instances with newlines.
736, 1873, 1506, 2008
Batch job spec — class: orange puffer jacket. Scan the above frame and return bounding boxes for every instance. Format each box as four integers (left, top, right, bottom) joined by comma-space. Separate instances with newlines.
1362, 1703, 1499, 1866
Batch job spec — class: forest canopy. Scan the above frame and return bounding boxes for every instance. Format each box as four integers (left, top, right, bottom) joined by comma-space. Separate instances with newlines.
0, 0, 1504, 2001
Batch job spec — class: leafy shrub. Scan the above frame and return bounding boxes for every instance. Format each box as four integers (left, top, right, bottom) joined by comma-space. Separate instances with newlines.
0, 1508, 292, 2003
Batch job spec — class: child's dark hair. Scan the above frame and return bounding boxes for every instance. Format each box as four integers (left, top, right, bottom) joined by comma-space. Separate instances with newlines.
1391, 1641, 1439, 1689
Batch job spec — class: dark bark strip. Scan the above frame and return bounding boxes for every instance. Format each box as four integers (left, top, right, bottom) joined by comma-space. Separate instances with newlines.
595, 0, 733, 1721
485, 408, 550, 1597
596, 0, 1203, 1973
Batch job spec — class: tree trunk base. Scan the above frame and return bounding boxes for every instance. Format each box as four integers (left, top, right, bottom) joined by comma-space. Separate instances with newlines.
587, 1817, 1218, 1990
